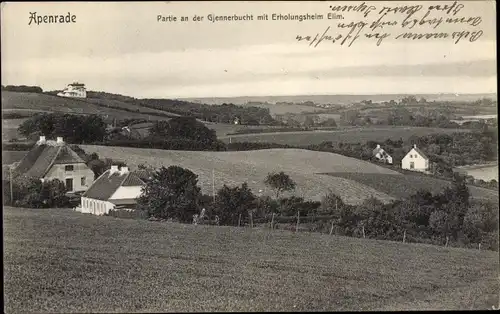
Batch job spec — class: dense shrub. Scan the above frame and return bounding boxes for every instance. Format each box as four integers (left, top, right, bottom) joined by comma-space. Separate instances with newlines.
4, 176, 69, 208
2, 85, 43, 93
95, 138, 227, 151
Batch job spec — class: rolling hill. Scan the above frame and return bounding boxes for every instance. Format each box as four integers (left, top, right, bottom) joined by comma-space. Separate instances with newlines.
80, 146, 400, 205
78, 146, 499, 204
1, 91, 177, 122
4, 207, 499, 312
324, 172, 498, 203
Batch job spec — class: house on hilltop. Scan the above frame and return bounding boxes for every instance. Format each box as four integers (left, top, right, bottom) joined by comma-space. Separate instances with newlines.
402, 144, 429, 172
372, 144, 393, 164
57, 82, 87, 98
12, 136, 94, 193
77, 166, 152, 215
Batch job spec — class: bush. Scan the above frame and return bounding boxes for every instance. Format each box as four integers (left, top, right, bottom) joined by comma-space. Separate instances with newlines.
4, 176, 69, 208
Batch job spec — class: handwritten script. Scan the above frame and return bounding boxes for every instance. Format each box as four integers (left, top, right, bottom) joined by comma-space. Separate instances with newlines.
295, 1, 484, 47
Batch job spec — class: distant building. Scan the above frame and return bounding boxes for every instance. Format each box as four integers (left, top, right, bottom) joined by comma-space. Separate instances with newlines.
57, 82, 87, 98
372, 144, 393, 164
77, 167, 152, 215
402, 144, 429, 172
12, 136, 94, 193
233, 117, 241, 125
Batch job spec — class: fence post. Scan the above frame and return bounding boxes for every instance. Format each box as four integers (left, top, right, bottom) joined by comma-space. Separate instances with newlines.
296, 211, 300, 232
362, 225, 365, 238
403, 230, 406, 243
238, 214, 241, 227
479, 243, 481, 251
329, 220, 334, 235
250, 212, 253, 228
271, 212, 275, 230
445, 236, 449, 247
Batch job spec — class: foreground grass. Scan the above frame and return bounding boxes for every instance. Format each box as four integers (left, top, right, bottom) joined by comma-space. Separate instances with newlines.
4, 207, 499, 312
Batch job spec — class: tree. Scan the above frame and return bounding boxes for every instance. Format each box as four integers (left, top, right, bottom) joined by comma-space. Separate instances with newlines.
213, 182, 256, 225
318, 191, 345, 216
137, 166, 201, 222
463, 202, 499, 243
264, 172, 296, 199
149, 117, 217, 144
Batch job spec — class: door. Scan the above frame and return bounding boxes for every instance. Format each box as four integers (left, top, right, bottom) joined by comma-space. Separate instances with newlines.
410, 162, 415, 169
65, 178, 73, 192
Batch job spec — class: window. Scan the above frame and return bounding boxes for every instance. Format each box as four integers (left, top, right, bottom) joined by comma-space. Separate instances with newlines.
81, 177, 86, 186
65, 178, 73, 191
410, 162, 415, 169
65, 165, 74, 171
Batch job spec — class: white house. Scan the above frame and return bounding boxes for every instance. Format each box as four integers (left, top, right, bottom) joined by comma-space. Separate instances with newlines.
401, 144, 429, 172
77, 166, 152, 215
57, 82, 87, 98
12, 136, 94, 193
372, 144, 393, 164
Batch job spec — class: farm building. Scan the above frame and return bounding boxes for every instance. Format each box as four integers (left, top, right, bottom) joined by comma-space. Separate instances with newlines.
77, 166, 152, 215
11, 136, 94, 193
402, 144, 429, 172
233, 117, 241, 125
372, 144, 393, 164
57, 82, 87, 98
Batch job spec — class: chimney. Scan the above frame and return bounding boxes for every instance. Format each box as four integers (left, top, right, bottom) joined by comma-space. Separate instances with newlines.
376, 144, 381, 149
120, 166, 129, 175
109, 165, 119, 175
56, 137, 64, 144
413, 144, 417, 149
37, 136, 46, 144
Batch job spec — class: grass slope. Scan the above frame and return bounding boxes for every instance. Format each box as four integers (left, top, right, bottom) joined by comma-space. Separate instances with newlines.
2, 91, 175, 122
324, 172, 499, 203
4, 207, 499, 312
80, 146, 399, 205
219, 126, 471, 146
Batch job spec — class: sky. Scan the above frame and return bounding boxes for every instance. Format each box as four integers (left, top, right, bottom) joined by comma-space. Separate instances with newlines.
1, 1, 497, 98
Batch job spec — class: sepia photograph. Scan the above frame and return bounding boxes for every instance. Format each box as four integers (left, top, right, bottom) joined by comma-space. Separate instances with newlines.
2, 1, 498, 312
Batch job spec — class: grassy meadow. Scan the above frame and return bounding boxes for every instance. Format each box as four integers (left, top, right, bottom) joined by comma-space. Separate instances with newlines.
80, 146, 399, 205
4, 207, 499, 312
2, 91, 173, 122
324, 172, 499, 203
219, 127, 470, 146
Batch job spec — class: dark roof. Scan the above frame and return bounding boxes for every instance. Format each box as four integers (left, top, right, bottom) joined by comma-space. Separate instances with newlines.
83, 170, 146, 201
13, 142, 85, 179
411, 146, 429, 160
132, 169, 154, 181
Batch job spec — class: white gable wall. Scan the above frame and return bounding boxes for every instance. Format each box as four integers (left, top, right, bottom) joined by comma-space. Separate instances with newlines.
402, 148, 428, 172
109, 186, 143, 200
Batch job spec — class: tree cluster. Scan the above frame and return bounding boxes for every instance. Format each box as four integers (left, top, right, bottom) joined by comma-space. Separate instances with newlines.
2, 85, 43, 93
18, 113, 107, 144
139, 99, 276, 125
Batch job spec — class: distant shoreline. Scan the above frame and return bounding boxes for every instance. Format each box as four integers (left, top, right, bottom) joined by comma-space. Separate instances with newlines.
455, 162, 498, 171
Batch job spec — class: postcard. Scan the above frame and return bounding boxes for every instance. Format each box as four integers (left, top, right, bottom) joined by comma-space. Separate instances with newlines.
2, 1, 498, 312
